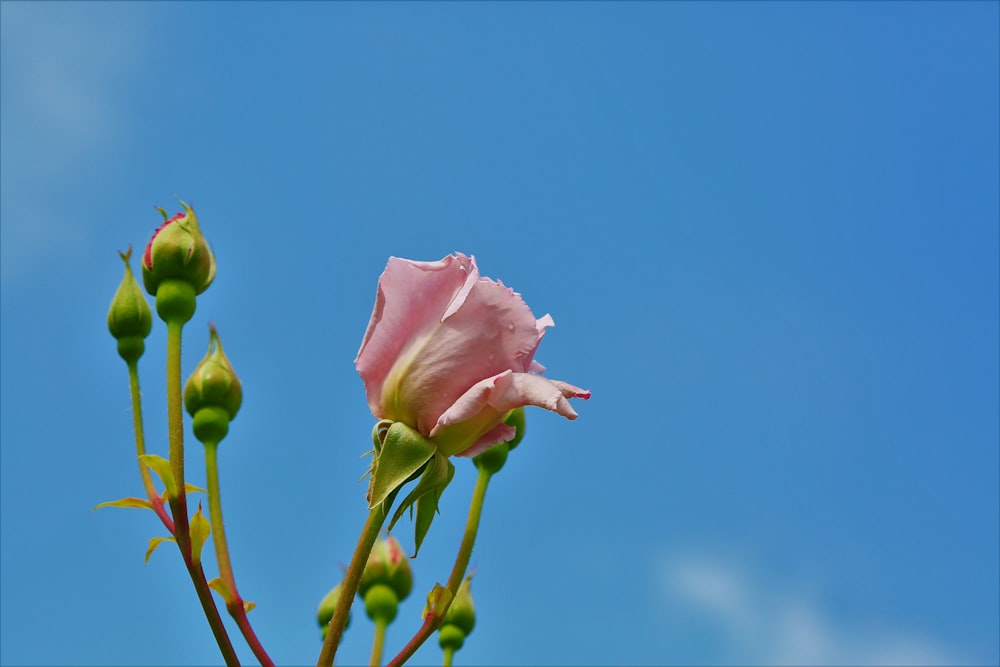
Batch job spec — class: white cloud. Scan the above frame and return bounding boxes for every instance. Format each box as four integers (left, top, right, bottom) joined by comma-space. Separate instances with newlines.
659, 553, 965, 666
0, 2, 149, 279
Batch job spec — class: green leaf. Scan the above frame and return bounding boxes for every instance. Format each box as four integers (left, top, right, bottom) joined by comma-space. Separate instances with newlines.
138, 454, 177, 499
367, 422, 437, 510
185, 482, 207, 494
243, 600, 256, 613
208, 577, 233, 603
387, 452, 455, 557
422, 583, 453, 622
145, 535, 175, 563
189, 503, 211, 563
93, 497, 153, 511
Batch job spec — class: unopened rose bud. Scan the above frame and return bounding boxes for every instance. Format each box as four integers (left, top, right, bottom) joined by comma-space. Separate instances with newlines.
438, 574, 476, 652
184, 324, 242, 444
142, 201, 216, 322
359, 536, 413, 604
107, 248, 152, 363
474, 409, 526, 474
317, 581, 351, 639
503, 408, 526, 450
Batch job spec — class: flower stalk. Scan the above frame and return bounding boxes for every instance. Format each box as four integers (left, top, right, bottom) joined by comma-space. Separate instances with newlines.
317, 505, 387, 667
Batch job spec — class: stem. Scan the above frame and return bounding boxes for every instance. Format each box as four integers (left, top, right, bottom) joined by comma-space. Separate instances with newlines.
204, 441, 237, 593
164, 317, 240, 666
442, 647, 454, 667
386, 466, 493, 667
127, 360, 174, 531
205, 441, 276, 667
370, 617, 387, 667
317, 505, 387, 667
166, 319, 191, 560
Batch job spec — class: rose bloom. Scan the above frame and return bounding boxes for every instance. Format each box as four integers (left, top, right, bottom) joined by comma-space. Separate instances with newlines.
356, 253, 590, 458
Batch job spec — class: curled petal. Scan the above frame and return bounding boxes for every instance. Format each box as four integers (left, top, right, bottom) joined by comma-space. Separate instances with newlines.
430, 370, 591, 456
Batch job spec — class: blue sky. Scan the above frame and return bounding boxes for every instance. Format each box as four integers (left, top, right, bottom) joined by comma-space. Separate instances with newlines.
1, 2, 997, 666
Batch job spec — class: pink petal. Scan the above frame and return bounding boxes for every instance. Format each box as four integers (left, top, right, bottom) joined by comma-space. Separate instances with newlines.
430, 370, 591, 455
356, 254, 556, 437
459, 422, 517, 459
355, 254, 477, 424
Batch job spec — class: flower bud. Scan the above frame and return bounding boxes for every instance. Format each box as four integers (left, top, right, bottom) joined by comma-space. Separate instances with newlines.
107, 248, 152, 363
474, 409, 525, 474
359, 536, 413, 601
184, 324, 242, 444
363, 583, 399, 624
142, 200, 216, 306
503, 408, 526, 451
317, 581, 351, 639
438, 575, 476, 652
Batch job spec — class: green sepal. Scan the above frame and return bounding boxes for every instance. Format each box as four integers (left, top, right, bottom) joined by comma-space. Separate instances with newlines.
138, 454, 177, 499
422, 583, 453, 622
208, 577, 234, 603
367, 422, 438, 510
145, 535, 175, 563
93, 497, 153, 511
388, 452, 454, 557
189, 503, 211, 564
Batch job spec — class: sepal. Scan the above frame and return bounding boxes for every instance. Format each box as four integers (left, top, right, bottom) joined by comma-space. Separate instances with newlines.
387, 452, 454, 557
367, 421, 437, 510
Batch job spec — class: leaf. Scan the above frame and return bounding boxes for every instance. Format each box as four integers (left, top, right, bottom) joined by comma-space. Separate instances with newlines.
189, 503, 211, 563
422, 584, 453, 622
145, 536, 175, 563
208, 577, 233, 603
185, 483, 207, 494
243, 600, 256, 613
138, 454, 177, 500
93, 497, 153, 511
367, 422, 437, 510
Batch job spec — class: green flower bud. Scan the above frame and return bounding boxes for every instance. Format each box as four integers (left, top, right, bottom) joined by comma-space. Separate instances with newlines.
438, 623, 466, 652
438, 575, 476, 651
503, 408, 526, 450
363, 583, 399, 624
444, 575, 475, 635
473, 441, 508, 475
317, 581, 351, 639
474, 409, 525, 474
107, 247, 152, 364
142, 200, 216, 298
184, 325, 242, 443
359, 536, 413, 603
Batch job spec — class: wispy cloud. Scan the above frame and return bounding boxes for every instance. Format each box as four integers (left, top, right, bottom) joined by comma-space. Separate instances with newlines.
0, 2, 149, 280
659, 553, 965, 666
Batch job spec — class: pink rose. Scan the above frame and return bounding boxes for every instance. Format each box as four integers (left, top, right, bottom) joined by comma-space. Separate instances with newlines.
356, 253, 590, 458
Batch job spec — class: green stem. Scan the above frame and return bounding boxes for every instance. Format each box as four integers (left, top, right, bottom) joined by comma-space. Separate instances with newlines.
370, 617, 388, 667
165, 319, 191, 559
126, 360, 173, 531
385, 466, 493, 667
204, 441, 276, 667
317, 505, 387, 667
442, 646, 455, 667
164, 317, 240, 667
204, 441, 237, 592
